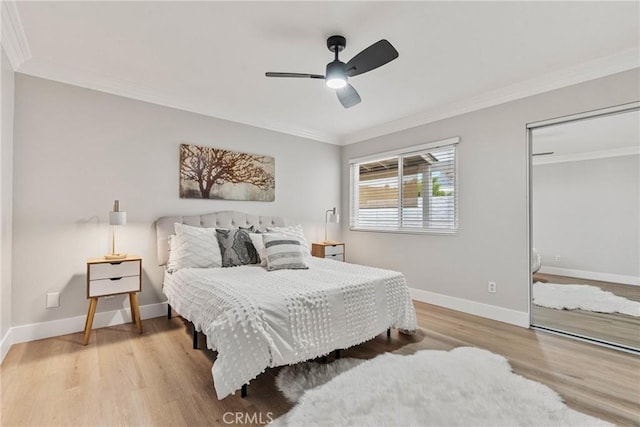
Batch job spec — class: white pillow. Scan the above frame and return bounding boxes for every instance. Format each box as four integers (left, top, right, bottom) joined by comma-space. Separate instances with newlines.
166, 223, 222, 272
266, 224, 311, 257
262, 232, 309, 271
249, 233, 267, 266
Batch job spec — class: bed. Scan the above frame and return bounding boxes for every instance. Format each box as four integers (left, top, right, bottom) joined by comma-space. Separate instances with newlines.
156, 211, 418, 399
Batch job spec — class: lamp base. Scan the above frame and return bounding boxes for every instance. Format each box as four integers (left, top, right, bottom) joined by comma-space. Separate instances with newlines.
104, 253, 128, 260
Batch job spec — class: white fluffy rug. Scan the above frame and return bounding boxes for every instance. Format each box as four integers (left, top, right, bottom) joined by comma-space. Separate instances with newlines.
272, 347, 611, 427
533, 282, 640, 317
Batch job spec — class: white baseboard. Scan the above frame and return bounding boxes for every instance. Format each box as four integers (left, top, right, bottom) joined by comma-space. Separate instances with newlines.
6, 302, 168, 351
539, 266, 639, 286
1, 328, 13, 364
410, 288, 530, 328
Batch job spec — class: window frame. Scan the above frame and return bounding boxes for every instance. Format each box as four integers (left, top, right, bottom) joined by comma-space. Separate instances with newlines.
349, 137, 460, 235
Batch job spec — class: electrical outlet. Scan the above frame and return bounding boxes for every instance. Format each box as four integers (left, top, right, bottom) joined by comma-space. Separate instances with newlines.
46, 292, 59, 308
488, 281, 497, 293
555, 255, 561, 262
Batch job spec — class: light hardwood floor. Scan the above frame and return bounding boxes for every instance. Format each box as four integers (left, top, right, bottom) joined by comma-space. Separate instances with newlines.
533, 273, 640, 349
1, 301, 639, 426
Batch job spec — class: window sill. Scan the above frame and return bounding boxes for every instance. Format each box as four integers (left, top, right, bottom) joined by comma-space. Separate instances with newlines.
349, 227, 458, 236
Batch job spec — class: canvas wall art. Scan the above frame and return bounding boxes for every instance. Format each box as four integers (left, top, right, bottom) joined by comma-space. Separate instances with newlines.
179, 143, 275, 201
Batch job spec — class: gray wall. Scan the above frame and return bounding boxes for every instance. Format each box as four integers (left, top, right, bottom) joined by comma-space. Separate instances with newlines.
1, 48, 15, 339
341, 69, 640, 317
8, 68, 640, 330
533, 154, 639, 279
12, 74, 341, 326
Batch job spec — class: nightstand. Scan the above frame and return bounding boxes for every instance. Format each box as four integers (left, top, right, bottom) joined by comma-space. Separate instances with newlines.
311, 242, 345, 262
83, 256, 143, 345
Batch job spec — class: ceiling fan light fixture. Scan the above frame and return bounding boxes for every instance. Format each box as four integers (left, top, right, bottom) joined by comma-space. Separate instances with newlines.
326, 77, 347, 89
325, 60, 347, 89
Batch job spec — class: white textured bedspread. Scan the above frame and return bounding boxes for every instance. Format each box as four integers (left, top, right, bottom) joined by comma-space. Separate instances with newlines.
163, 257, 417, 399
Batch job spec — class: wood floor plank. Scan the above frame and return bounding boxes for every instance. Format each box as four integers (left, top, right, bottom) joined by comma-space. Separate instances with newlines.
1, 301, 638, 426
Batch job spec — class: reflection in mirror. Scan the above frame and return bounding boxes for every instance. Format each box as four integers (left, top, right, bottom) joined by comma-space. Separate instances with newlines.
530, 107, 640, 351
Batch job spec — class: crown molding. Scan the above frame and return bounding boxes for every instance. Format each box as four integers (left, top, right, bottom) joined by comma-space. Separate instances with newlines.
340, 48, 640, 145
18, 57, 340, 145
1, 0, 31, 70
532, 145, 639, 166
13, 37, 637, 147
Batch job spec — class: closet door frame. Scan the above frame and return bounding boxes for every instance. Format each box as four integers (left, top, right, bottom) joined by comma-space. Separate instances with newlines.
526, 101, 639, 353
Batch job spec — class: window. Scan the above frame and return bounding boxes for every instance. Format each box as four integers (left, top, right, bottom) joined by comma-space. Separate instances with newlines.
349, 137, 459, 234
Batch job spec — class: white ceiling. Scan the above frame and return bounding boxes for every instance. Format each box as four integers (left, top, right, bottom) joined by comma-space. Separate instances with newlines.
5, 1, 640, 145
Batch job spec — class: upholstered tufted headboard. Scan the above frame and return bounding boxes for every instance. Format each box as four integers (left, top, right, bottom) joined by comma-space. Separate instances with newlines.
155, 211, 286, 266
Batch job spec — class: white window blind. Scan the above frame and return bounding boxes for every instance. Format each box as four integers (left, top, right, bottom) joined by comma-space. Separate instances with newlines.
350, 137, 459, 234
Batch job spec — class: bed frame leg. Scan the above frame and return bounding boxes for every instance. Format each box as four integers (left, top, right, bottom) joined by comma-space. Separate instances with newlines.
387, 328, 391, 338
192, 324, 198, 349
167, 304, 172, 319
241, 384, 247, 398
335, 349, 341, 359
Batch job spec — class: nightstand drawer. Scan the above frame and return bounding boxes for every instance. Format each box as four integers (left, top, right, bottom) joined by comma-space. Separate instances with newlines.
325, 253, 344, 261
89, 275, 140, 297
324, 245, 344, 256
89, 260, 139, 280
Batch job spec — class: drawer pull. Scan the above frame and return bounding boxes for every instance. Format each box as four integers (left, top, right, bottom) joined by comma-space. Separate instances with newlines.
110, 262, 123, 265
110, 277, 123, 281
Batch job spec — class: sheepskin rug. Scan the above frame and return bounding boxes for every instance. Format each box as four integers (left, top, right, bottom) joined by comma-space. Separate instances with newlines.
272, 347, 611, 427
533, 282, 640, 317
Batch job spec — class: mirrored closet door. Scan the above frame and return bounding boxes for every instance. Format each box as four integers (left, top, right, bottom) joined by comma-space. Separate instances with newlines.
529, 104, 640, 351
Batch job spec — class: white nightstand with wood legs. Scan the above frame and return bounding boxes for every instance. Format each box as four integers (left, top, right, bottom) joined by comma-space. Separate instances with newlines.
83, 256, 143, 345
311, 242, 345, 262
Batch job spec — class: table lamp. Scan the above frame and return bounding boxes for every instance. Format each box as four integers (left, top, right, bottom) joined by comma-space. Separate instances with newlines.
324, 207, 339, 243
105, 200, 127, 260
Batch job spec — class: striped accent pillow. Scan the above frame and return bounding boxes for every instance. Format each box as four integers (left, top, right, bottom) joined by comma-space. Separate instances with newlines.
262, 233, 309, 271
266, 224, 311, 257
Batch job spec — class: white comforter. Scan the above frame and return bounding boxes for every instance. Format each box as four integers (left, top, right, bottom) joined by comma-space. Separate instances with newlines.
163, 257, 417, 399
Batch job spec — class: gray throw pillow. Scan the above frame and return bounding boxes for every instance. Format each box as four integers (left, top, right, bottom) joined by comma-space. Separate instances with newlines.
216, 229, 260, 267
262, 232, 309, 271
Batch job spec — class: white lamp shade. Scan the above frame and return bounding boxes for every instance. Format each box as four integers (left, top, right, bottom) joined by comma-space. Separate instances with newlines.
327, 213, 339, 223
109, 211, 127, 226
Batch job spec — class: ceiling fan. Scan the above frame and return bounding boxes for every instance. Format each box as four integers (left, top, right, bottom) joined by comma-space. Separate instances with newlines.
265, 35, 399, 109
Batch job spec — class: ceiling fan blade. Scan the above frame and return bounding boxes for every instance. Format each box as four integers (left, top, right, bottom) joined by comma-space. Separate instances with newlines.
345, 40, 399, 77
532, 152, 554, 156
265, 72, 324, 79
336, 83, 361, 109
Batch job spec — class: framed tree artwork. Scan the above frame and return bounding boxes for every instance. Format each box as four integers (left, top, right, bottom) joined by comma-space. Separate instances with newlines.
179, 144, 275, 201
